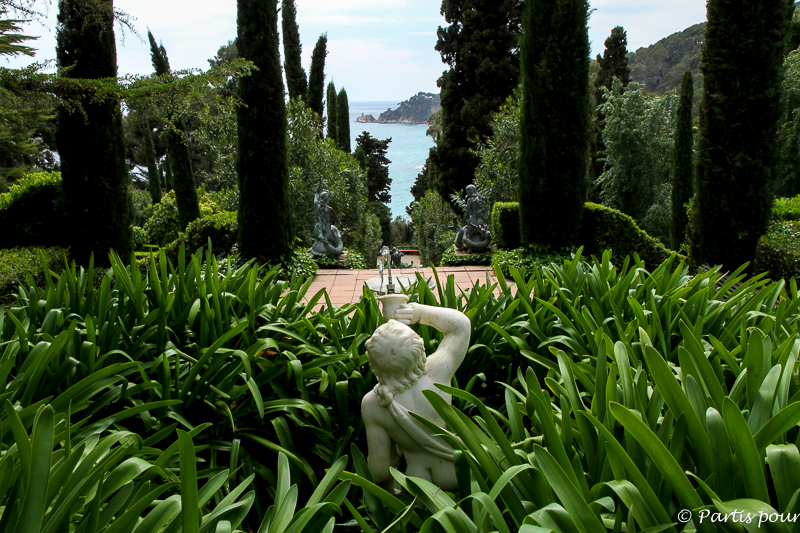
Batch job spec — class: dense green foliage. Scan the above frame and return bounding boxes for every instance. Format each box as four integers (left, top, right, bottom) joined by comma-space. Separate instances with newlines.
592, 26, 630, 186
597, 78, 677, 244
627, 22, 705, 109
356, 131, 392, 203
0, 245, 63, 298
56, 0, 132, 267
671, 70, 694, 249
491, 201, 520, 249
142, 114, 162, 205
336, 87, 350, 153
691, 0, 792, 270
306, 34, 327, 118
325, 81, 337, 144
773, 193, 800, 220
0, 172, 66, 249
368, 201, 391, 246
411, 189, 456, 266
281, 0, 307, 102
755, 220, 800, 281
519, 0, 590, 247
431, 0, 522, 199
236, 0, 295, 262
440, 246, 492, 267
776, 49, 800, 197
473, 91, 520, 212
148, 32, 201, 231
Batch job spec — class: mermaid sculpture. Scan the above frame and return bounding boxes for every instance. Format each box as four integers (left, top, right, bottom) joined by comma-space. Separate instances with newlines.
454, 185, 492, 253
311, 176, 346, 257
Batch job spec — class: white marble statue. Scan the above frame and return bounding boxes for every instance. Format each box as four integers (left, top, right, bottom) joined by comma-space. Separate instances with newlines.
361, 296, 471, 492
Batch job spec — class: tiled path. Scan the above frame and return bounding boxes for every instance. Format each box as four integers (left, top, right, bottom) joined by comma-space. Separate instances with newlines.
305, 266, 501, 309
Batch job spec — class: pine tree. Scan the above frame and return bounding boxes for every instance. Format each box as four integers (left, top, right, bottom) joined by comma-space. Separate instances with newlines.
691, 0, 792, 269
148, 31, 200, 230
56, 0, 131, 266
356, 131, 392, 203
518, 0, 590, 247
142, 114, 162, 204
336, 87, 350, 153
306, 34, 327, 118
431, 0, 522, 200
281, 0, 307, 101
671, 70, 694, 250
326, 81, 337, 144
237, 0, 294, 261
591, 26, 630, 188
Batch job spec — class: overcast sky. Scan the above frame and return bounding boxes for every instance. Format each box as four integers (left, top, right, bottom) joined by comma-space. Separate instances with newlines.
6, 0, 707, 102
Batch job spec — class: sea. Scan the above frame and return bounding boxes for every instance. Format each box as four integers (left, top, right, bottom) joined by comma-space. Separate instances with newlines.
348, 101, 434, 220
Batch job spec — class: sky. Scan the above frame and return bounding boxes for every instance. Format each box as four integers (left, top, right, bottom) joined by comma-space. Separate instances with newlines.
5, 0, 708, 102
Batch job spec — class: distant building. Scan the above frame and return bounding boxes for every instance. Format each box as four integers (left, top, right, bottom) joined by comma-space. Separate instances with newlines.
356, 113, 377, 123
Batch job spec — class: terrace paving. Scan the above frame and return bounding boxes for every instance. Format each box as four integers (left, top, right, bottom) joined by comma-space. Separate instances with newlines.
304, 266, 509, 310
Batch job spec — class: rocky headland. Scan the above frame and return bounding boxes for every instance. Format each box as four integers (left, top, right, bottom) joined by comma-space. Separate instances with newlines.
377, 92, 441, 124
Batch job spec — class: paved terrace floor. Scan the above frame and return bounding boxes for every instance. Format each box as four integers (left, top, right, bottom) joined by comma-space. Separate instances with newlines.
305, 266, 503, 309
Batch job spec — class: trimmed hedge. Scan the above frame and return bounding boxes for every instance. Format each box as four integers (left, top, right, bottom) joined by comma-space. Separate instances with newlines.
441, 246, 493, 267
0, 246, 66, 299
579, 203, 677, 267
754, 221, 800, 281
772, 195, 800, 221
491, 201, 521, 249
0, 172, 68, 249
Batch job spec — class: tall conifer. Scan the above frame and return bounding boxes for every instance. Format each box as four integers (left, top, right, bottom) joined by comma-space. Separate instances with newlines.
237, 0, 294, 260
148, 31, 200, 230
431, 0, 522, 199
142, 115, 162, 204
691, 0, 792, 268
56, 0, 131, 266
281, 0, 307, 101
306, 34, 327, 118
518, 0, 590, 247
591, 26, 630, 189
326, 81, 337, 144
337, 87, 350, 153
671, 70, 694, 249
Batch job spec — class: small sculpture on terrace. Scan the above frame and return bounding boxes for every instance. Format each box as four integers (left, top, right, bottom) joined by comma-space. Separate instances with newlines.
311, 175, 346, 257
453, 184, 492, 253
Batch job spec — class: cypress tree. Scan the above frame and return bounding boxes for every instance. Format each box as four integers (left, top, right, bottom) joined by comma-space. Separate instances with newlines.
326, 81, 337, 144
671, 70, 694, 250
56, 0, 131, 266
306, 34, 327, 118
142, 115, 162, 204
354, 145, 367, 170
281, 0, 307, 101
163, 155, 172, 192
518, 0, 590, 247
148, 31, 200, 230
431, 0, 522, 200
237, 0, 294, 261
691, 0, 792, 269
591, 26, 630, 188
336, 87, 350, 153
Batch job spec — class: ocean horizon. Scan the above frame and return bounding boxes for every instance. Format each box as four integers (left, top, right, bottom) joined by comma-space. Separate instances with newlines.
348, 101, 434, 220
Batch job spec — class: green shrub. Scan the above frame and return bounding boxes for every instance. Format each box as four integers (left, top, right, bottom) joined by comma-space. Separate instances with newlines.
490, 243, 573, 278
0, 246, 66, 298
754, 220, 800, 281
131, 226, 149, 251
491, 201, 521, 249
178, 210, 238, 257
344, 249, 367, 269
144, 188, 225, 246
579, 202, 678, 267
440, 246, 493, 267
411, 189, 457, 267
129, 185, 153, 227
0, 172, 67, 248
772, 194, 800, 221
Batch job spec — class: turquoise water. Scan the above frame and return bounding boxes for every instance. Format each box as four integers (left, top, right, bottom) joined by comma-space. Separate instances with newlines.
349, 101, 434, 219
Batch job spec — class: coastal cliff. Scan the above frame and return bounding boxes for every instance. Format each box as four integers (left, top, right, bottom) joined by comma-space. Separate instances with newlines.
377, 92, 440, 124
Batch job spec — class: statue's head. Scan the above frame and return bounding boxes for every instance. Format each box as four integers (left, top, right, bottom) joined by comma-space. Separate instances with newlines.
466, 184, 477, 197
366, 320, 427, 407
320, 191, 331, 204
